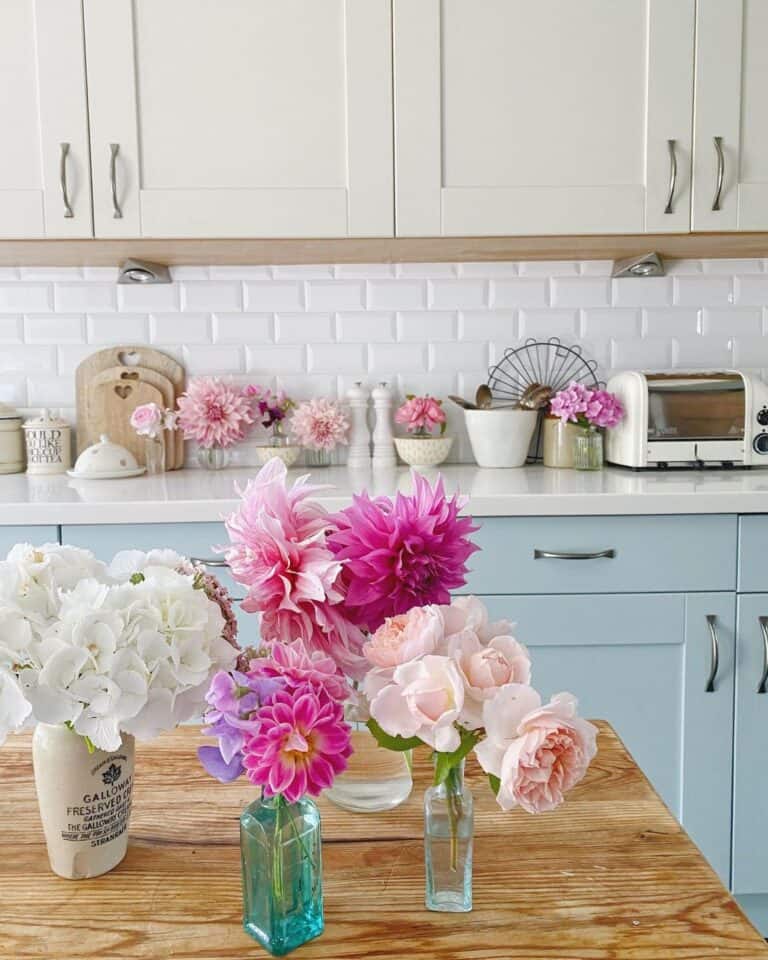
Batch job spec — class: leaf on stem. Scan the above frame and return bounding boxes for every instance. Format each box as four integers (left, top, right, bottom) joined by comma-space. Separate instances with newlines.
433, 727, 481, 786
366, 718, 423, 752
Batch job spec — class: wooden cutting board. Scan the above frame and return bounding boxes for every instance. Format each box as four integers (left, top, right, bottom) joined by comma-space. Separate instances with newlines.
88, 376, 166, 467
76, 346, 186, 467
88, 366, 178, 470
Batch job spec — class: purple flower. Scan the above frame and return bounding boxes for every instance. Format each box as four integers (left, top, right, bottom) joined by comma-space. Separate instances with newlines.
197, 745, 245, 783
550, 382, 623, 430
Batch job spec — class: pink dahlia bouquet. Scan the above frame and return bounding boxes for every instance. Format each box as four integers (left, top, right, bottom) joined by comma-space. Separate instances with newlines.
395, 394, 447, 437
198, 638, 352, 800
176, 377, 255, 449
290, 398, 350, 451
549, 381, 624, 430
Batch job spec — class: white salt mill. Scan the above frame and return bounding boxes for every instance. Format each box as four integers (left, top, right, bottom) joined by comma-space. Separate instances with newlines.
372, 381, 396, 469
345, 381, 371, 468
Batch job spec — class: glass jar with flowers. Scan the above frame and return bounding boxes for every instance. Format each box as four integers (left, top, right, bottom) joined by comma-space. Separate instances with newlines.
393, 394, 453, 468
220, 459, 478, 815
198, 640, 352, 956
290, 397, 350, 467
548, 382, 625, 470
246, 385, 300, 468
176, 377, 255, 470
129, 402, 177, 473
365, 595, 598, 912
0, 544, 239, 879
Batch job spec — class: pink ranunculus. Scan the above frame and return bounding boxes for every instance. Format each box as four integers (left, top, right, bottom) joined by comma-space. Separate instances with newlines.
395, 395, 446, 436
453, 633, 531, 729
440, 595, 514, 646
369, 654, 465, 752
476, 685, 598, 814
363, 605, 445, 669
130, 402, 164, 439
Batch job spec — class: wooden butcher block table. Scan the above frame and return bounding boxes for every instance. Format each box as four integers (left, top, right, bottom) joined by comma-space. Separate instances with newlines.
0, 722, 766, 960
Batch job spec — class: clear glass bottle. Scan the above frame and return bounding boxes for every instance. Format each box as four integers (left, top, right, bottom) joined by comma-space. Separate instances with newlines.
325, 699, 412, 813
197, 445, 229, 470
144, 436, 166, 475
240, 794, 324, 956
573, 425, 604, 471
424, 760, 473, 913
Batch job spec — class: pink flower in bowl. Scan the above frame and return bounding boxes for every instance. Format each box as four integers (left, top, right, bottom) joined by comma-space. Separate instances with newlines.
395, 395, 447, 436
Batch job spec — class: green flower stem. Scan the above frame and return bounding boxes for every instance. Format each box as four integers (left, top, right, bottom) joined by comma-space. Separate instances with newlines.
445, 765, 463, 873
273, 795, 285, 904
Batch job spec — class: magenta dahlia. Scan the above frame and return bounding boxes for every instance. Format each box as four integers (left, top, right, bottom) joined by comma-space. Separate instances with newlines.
326, 472, 479, 633
242, 684, 352, 803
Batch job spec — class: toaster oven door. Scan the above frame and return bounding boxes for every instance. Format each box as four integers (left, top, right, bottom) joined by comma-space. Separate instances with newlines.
646, 374, 745, 444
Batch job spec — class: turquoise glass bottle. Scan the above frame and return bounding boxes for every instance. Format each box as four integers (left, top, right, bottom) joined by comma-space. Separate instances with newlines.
240, 794, 324, 956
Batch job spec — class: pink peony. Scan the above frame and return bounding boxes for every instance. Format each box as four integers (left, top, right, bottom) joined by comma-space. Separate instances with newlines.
291, 398, 350, 451
247, 638, 351, 703
369, 654, 465, 752
176, 377, 254, 449
327, 472, 479, 633
395, 395, 446, 436
224, 458, 366, 678
242, 684, 352, 803
130, 402, 164, 439
475, 685, 598, 813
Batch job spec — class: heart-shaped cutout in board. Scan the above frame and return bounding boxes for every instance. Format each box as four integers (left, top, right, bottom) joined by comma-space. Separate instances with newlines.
114, 384, 133, 399
118, 350, 141, 366
120, 371, 140, 380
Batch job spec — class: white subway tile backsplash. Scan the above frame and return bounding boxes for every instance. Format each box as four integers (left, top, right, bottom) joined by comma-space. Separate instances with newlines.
0, 257, 767, 464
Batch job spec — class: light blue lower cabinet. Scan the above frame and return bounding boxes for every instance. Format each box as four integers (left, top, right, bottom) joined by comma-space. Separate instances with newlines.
0, 525, 58, 555
733, 594, 768, 932
481, 592, 735, 886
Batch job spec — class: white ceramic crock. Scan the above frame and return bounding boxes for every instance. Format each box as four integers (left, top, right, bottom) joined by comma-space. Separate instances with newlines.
23, 409, 72, 475
464, 408, 538, 468
0, 402, 24, 474
394, 435, 453, 468
32, 723, 135, 879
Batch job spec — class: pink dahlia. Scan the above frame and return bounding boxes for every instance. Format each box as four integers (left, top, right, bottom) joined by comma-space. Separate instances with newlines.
246, 638, 351, 703
327, 472, 479, 633
176, 377, 254, 449
243, 684, 352, 802
223, 459, 366, 678
291, 398, 350, 451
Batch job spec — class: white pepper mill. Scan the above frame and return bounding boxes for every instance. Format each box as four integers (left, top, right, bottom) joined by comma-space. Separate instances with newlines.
371, 381, 397, 469
345, 381, 371, 468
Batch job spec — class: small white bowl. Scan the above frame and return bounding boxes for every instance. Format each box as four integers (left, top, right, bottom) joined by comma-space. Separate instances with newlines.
394, 435, 453, 468
464, 408, 538, 468
68, 435, 146, 479
256, 444, 301, 468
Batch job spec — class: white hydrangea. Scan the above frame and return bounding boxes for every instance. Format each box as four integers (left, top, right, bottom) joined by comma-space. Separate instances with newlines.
0, 543, 237, 751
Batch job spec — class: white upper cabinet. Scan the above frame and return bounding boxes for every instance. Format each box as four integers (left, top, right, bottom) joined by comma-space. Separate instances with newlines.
83, 0, 394, 238
0, 0, 92, 238
393, 0, 695, 237
693, 0, 768, 231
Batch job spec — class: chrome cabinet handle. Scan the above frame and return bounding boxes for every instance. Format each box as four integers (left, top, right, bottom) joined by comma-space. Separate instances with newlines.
664, 139, 677, 215
59, 143, 74, 218
705, 614, 720, 693
190, 557, 229, 568
712, 136, 725, 211
109, 143, 123, 219
757, 617, 768, 694
533, 548, 616, 561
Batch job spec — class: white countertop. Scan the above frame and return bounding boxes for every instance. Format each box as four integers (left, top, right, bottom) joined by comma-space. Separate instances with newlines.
5, 463, 768, 525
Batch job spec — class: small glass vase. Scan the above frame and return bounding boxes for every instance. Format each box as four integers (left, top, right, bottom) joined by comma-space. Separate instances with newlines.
324, 699, 412, 813
424, 759, 473, 913
144, 436, 166, 475
197, 445, 229, 470
304, 447, 332, 467
573, 425, 604, 471
240, 794, 324, 956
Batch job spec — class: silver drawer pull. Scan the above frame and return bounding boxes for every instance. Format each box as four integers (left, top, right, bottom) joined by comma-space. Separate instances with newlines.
757, 617, 768, 694
109, 143, 123, 219
664, 138, 677, 215
705, 614, 719, 693
533, 548, 616, 561
59, 143, 74, 218
712, 136, 725, 211
190, 557, 229, 568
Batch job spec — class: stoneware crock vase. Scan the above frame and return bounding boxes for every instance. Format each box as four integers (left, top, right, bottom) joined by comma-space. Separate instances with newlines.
32, 722, 135, 879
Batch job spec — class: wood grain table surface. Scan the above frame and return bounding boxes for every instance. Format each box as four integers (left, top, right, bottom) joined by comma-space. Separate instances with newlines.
1, 721, 765, 960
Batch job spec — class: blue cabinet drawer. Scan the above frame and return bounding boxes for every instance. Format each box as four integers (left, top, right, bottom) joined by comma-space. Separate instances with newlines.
738, 516, 768, 593
61, 523, 244, 599
461, 515, 737, 595
0, 525, 58, 556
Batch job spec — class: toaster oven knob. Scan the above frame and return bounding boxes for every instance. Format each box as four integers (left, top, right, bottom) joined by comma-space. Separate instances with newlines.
758, 407, 768, 426
753, 433, 768, 455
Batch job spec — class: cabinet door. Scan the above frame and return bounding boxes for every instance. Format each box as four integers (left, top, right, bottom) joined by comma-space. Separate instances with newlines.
393, 0, 695, 236
83, 0, 393, 238
0, 526, 59, 554
482, 592, 735, 883
693, 0, 768, 230
0, 0, 92, 237
733, 594, 768, 895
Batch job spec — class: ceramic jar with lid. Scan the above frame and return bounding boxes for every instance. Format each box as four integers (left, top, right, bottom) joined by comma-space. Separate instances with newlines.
0, 402, 25, 474
23, 409, 71, 475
